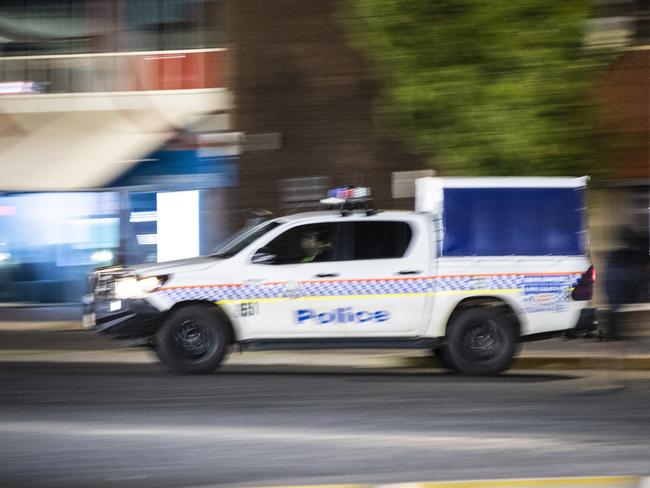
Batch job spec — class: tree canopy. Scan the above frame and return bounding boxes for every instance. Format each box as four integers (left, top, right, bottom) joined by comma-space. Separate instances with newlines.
345, 0, 607, 176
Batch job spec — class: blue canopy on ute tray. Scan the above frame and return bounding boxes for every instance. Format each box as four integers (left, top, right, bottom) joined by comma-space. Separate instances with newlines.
417, 177, 588, 257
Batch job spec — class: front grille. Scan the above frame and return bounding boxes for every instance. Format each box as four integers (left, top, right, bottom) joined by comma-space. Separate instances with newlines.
94, 274, 117, 298
91, 266, 130, 299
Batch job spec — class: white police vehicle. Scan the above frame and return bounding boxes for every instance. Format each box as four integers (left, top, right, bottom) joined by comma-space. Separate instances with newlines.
83, 178, 597, 375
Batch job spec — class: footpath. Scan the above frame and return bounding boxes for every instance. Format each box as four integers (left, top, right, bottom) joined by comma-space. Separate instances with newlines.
1, 317, 649, 371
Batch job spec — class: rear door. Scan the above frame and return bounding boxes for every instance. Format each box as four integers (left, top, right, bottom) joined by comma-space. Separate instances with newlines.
337, 217, 431, 336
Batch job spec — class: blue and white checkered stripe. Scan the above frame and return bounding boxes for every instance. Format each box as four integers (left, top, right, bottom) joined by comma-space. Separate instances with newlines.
435, 274, 581, 292
158, 273, 583, 303
299, 279, 433, 297
158, 284, 283, 302
434, 275, 521, 291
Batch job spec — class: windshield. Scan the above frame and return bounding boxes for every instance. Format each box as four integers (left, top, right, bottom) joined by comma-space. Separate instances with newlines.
211, 219, 281, 259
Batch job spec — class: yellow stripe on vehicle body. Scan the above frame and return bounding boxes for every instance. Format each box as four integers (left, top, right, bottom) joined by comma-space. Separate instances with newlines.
436, 288, 522, 296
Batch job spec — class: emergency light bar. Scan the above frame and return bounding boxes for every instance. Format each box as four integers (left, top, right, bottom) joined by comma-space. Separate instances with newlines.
320, 186, 370, 205
320, 186, 376, 215
329, 186, 371, 200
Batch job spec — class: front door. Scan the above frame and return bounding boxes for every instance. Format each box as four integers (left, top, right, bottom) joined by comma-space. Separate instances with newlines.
244, 221, 348, 338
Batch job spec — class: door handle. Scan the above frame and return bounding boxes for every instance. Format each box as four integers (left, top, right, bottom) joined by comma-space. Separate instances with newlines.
398, 270, 422, 275
315, 272, 339, 278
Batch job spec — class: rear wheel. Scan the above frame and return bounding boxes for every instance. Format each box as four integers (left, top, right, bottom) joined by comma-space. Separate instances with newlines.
440, 308, 517, 376
155, 305, 230, 374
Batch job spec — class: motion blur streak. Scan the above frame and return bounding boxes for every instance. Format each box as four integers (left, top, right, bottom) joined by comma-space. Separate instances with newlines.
0, 421, 591, 452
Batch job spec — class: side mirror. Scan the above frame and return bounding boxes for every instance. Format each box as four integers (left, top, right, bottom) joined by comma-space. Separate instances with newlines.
251, 248, 276, 264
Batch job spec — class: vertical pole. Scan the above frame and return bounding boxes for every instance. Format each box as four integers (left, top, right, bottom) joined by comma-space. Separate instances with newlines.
117, 189, 129, 266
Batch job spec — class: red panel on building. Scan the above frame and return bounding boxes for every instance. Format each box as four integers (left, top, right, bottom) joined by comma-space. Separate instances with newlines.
133, 50, 226, 91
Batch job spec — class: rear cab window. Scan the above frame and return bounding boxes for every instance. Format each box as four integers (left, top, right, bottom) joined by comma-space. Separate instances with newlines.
341, 221, 413, 260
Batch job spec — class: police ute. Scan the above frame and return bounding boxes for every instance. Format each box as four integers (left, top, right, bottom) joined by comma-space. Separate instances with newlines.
83, 177, 597, 375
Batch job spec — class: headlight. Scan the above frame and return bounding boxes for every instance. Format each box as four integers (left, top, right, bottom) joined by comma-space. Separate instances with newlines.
114, 275, 166, 299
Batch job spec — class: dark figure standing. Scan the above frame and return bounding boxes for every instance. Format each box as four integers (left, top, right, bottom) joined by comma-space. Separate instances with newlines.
603, 227, 650, 341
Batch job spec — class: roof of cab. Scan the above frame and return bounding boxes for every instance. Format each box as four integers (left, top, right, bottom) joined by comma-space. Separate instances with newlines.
276, 209, 416, 223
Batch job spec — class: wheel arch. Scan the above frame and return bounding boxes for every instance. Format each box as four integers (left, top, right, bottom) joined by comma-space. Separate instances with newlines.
443, 295, 523, 340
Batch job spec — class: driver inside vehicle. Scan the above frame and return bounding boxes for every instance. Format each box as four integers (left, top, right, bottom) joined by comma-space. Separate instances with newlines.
300, 231, 332, 263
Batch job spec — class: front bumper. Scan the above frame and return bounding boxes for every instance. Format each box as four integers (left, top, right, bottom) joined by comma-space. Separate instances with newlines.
83, 296, 163, 340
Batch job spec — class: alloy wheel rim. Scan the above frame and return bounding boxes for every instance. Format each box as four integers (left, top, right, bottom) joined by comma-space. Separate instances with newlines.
174, 320, 214, 358
462, 320, 504, 361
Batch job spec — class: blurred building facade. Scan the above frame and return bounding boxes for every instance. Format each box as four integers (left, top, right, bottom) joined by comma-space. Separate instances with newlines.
591, 0, 649, 250
595, 45, 649, 252
0, 0, 237, 303
227, 0, 425, 216
0, 0, 424, 304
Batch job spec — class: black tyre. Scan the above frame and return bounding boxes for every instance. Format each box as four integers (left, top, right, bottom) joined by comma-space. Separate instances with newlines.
155, 305, 231, 374
440, 308, 517, 376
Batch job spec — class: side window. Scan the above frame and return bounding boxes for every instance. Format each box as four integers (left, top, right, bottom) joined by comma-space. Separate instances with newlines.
262, 223, 339, 265
353, 221, 412, 260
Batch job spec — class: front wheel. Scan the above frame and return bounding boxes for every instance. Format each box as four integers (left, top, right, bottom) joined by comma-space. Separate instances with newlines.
440, 309, 517, 376
155, 305, 230, 374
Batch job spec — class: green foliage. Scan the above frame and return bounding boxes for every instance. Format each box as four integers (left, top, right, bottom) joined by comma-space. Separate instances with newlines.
345, 0, 607, 176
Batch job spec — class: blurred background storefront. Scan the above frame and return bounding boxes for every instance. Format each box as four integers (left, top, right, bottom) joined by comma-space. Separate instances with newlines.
0, 0, 238, 304
0, 133, 238, 303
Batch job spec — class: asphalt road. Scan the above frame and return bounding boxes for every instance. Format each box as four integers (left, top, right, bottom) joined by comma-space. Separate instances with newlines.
1, 344, 650, 488
0, 306, 81, 322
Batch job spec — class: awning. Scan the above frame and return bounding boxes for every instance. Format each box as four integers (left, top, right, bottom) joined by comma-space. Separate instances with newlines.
0, 88, 233, 192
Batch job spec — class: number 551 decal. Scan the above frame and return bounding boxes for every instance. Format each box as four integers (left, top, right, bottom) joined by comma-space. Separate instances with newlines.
239, 302, 259, 317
